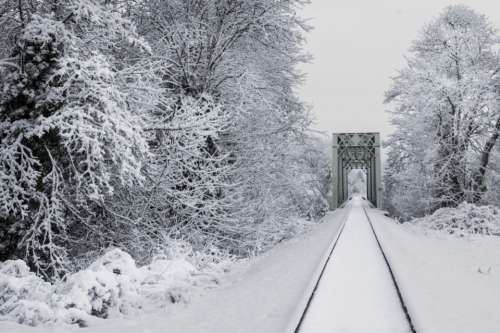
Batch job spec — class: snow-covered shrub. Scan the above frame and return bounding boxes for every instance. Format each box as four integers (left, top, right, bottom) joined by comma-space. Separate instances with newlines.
190, 245, 234, 274
0, 260, 54, 326
136, 237, 234, 305
139, 257, 197, 307
0, 247, 233, 327
250, 216, 317, 254
410, 202, 500, 236
57, 249, 143, 319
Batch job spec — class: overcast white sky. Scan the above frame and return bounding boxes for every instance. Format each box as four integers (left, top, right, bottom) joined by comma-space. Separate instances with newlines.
299, 0, 500, 142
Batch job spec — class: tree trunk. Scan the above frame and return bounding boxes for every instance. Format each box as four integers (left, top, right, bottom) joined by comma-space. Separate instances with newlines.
471, 117, 500, 203
434, 109, 466, 209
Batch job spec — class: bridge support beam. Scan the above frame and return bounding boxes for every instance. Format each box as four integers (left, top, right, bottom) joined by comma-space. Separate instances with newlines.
374, 134, 382, 208
331, 135, 339, 210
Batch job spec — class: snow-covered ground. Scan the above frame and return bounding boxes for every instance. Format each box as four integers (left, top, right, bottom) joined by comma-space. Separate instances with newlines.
4, 200, 500, 333
299, 198, 411, 333
1, 210, 347, 333
370, 209, 500, 333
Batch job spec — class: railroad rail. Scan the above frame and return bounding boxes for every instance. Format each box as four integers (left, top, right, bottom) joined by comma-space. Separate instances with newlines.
292, 199, 416, 333
364, 207, 417, 333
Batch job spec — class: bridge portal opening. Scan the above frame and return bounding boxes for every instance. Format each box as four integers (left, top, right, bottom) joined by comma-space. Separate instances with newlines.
331, 133, 382, 209
348, 169, 367, 198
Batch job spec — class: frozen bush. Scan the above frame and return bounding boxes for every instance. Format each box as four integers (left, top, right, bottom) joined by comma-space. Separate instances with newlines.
57, 249, 142, 319
410, 202, 500, 237
190, 245, 234, 275
139, 257, 197, 306
0, 260, 54, 326
0, 247, 235, 327
143, 237, 234, 278
55, 246, 230, 319
6, 300, 54, 327
139, 239, 234, 306
250, 216, 317, 254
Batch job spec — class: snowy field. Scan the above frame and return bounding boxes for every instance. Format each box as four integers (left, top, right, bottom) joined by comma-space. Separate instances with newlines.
370, 210, 500, 333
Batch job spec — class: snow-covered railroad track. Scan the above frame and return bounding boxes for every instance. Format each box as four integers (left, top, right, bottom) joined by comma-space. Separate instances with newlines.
292, 212, 348, 333
363, 207, 417, 333
295, 197, 414, 333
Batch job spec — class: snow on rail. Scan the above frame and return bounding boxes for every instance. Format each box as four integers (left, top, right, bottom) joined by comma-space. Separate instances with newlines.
290, 210, 348, 333
364, 208, 417, 333
297, 197, 412, 333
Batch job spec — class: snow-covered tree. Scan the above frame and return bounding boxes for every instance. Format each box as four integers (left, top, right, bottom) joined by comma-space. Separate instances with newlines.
0, 0, 326, 279
0, 0, 156, 278
385, 5, 500, 217
127, 0, 325, 254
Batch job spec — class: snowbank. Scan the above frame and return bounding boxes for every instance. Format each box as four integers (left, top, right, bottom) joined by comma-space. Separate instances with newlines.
410, 202, 500, 236
370, 209, 500, 333
0, 210, 347, 333
0, 246, 230, 328
0, 260, 55, 326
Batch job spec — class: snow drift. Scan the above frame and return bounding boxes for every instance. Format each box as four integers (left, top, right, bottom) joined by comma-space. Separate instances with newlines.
0, 247, 230, 327
409, 202, 500, 236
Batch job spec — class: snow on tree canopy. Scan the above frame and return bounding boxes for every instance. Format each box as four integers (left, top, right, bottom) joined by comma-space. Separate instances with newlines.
0, 2, 326, 329
0, 0, 153, 279
384, 5, 500, 217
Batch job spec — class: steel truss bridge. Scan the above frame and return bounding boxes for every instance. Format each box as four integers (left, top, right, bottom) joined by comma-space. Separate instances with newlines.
331, 132, 382, 209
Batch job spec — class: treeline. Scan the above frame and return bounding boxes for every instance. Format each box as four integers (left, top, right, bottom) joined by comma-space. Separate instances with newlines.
385, 5, 500, 219
0, 0, 329, 280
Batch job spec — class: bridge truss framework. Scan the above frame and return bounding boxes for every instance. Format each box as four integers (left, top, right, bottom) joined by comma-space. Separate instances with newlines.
331, 133, 382, 209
